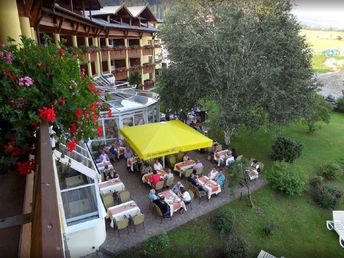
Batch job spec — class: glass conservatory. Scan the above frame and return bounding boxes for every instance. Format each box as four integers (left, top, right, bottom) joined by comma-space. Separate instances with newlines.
94, 75, 160, 143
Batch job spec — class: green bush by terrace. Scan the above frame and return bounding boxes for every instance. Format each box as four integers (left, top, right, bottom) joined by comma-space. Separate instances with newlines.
271, 137, 304, 163
267, 162, 306, 196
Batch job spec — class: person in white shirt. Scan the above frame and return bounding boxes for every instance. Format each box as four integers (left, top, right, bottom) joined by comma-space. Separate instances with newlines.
153, 159, 163, 171
208, 167, 219, 180
98, 150, 110, 163
193, 160, 203, 170
183, 153, 190, 162
225, 155, 235, 167
251, 160, 261, 173
180, 187, 191, 205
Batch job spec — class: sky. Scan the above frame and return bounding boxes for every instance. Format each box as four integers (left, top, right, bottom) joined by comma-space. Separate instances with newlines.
291, 1, 344, 29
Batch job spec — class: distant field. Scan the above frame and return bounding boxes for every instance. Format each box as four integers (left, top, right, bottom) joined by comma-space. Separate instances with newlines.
301, 29, 344, 54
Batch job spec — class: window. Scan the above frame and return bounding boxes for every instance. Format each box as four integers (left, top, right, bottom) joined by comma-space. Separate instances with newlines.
122, 116, 133, 127
104, 118, 118, 139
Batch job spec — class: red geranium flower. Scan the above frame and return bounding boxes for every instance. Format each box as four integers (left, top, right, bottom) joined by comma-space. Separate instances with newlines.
88, 82, 96, 92
38, 106, 56, 123
93, 113, 98, 124
66, 140, 77, 152
76, 108, 83, 120
31, 120, 39, 127
57, 48, 65, 57
69, 122, 78, 134
16, 160, 35, 175
107, 108, 112, 117
97, 125, 103, 137
91, 102, 96, 111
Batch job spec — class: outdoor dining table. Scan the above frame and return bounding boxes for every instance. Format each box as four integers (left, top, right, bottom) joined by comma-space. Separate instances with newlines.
127, 156, 140, 171
174, 160, 196, 177
98, 178, 125, 195
142, 170, 166, 186
158, 189, 186, 216
107, 200, 141, 228
96, 161, 113, 171
213, 149, 231, 161
197, 176, 221, 199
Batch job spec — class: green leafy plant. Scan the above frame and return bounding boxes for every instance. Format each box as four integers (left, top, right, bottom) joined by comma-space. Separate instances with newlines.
309, 175, 324, 188
262, 223, 275, 237
128, 71, 141, 88
336, 96, 344, 113
224, 235, 248, 258
144, 233, 170, 254
311, 184, 342, 210
213, 207, 236, 235
271, 137, 304, 163
0, 36, 100, 174
318, 163, 341, 181
267, 162, 306, 196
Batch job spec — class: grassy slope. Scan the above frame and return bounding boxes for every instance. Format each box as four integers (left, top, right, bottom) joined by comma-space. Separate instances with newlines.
117, 113, 344, 258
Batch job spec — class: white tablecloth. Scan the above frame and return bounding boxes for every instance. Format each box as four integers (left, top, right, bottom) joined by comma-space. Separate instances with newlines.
107, 200, 141, 228
174, 160, 195, 177
142, 170, 166, 185
197, 176, 221, 199
159, 189, 186, 216
99, 178, 125, 195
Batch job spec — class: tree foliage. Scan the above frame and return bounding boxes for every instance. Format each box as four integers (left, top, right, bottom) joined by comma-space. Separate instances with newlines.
160, 0, 315, 143
303, 93, 332, 134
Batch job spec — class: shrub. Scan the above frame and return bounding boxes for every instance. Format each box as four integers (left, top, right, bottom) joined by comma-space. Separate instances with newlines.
262, 223, 275, 237
224, 235, 248, 258
213, 208, 235, 235
309, 175, 324, 188
267, 162, 306, 196
271, 137, 303, 163
318, 163, 341, 180
144, 233, 170, 254
336, 96, 344, 113
311, 185, 342, 210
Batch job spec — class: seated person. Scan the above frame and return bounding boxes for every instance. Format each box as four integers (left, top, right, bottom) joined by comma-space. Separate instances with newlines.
208, 167, 219, 180
116, 138, 125, 147
148, 189, 158, 202
109, 143, 118, 158
215, 170, 225, 188
193, 160, 203, 170
183, 153, 190, 162
251, 160, 261, 173
153, 159, 163, 171
172, 181, 184, 194
97, 150, 110, 163
100, 164, 111, 174
231, 148, 238, 160
107, 170, 118, 180
180, 187, 191, 205
141, 162, 152, 175
155, 195, 170, 218
163, 169, 174, 180
124, 147, 133, 159
225, 155, 235, 167
151, 170, 161, 186
188, 172, 199, 187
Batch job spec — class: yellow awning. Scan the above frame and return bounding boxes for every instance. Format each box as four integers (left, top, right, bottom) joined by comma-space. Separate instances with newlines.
119, 120, 213, 160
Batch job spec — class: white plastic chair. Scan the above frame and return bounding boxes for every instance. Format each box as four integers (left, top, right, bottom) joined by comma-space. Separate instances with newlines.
326, 210, 344, 248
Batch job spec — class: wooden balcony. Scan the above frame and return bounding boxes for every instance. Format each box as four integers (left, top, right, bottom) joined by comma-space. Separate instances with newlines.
128, 65, 142, 73
100, 49, 109, 60
89, 52, 98, 62
113, 68, 128, 80
110, 48, 126, 59
142, 45, 154, 56
143, 63, 155, 74
127, 47, 141, 58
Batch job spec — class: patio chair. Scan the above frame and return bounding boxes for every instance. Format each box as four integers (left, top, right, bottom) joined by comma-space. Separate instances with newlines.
153, 203, 172, 223
257, 250, 277, 258
236, 155, 243, 161
132, 213, 145, 232
326, 210, 344, 248
193, 186, 207, 203
165, 177, 174, 188
102, 194, 114, 209
115, 217, 129, 235
155, 181, 165, 191
118, 190, 131, 203
184, 168, 193, 178
168, 155, 177, 168
195, 167, 204, 175
177, 152, 185, 162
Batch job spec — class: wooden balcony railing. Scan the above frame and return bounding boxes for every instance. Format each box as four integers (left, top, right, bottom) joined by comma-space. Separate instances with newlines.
109, 48, 126, 59
113, 68, 128, 80
143, 63, 155, 74
128, 47, 141, 58
142, 45, 154, 56
31, 121, 64, 258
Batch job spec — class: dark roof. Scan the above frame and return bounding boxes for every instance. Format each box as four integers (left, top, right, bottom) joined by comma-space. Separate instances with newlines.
57, 0, 102, 10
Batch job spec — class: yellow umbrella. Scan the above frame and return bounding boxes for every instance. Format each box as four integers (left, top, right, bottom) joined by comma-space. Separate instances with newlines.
119, 120, 213, 160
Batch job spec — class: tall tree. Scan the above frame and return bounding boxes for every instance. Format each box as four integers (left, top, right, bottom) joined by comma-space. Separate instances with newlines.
160, 0, 315, 143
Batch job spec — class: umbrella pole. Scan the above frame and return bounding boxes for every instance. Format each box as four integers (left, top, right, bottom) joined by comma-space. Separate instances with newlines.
163, 156, 165, 168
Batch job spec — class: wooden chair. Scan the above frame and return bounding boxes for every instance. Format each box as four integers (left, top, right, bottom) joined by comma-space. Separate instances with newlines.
168, 155, 177, 168
193, 186, 207, 203
118, 190, 131, 203
155, 181, 165, 191
177, 152, 185, 162
102, 194, 114, 209
132, 213, 145, 232
115, 217, 129, 235
165, 177, 174, 188
153, 203, 172, 223
195, 167, 204, 175
184, 168, 193, 178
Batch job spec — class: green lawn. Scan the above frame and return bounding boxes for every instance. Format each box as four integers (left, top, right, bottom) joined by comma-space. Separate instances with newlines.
117, 113, 344, 258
